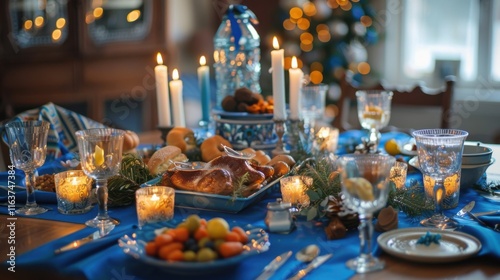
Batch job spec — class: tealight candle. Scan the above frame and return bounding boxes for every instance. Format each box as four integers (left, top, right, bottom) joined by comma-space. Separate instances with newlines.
135, 186, 175, 228
54, 170, 93, 214
390, 161, 408, 189
314, 127, 339, 153
280, 176, 312, 208
423, 173, 460, 209
271, 36, 286, 120
154, 53, 171, 127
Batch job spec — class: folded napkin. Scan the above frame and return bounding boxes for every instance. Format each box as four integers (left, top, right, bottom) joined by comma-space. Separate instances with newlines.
5, 102, 105, 162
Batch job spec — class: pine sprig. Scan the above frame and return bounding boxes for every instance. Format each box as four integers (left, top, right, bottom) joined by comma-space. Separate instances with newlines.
107, 153, 155, 207
387, 182, 434, 217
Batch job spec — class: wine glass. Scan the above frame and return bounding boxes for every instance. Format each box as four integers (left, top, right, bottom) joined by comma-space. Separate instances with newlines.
5, 120, 50, 215
356, 90, 393, 153
412, 129, 468, 229
337, 154, 395, 273
75, 128, 124, 229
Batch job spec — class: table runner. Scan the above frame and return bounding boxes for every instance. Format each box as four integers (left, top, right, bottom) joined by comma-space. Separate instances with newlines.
1, 131, 499, 280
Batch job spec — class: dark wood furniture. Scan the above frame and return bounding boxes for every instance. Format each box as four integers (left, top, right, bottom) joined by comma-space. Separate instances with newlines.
333, 73, 456, 132
0, 0, 169, 133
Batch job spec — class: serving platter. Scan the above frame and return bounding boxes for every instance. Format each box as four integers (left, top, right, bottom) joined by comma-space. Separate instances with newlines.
118, 221, 270, 275
141, 176, 282, 213
377, 228, 481, 263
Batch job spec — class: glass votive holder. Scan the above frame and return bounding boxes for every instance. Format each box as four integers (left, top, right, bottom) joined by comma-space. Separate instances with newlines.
390, 161, 408, 189
135, 186, 175, 229
54, 170, 93, 214
280, 176, 313, 209
313, 126, 340, 155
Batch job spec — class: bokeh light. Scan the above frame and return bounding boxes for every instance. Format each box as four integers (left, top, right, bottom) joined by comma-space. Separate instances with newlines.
52, 29, 62, 41
93, 7, 104, 19
290, 7, 303, 20
297, 18, 310, 30
310, 62, 324, 72
24, 20, 33, 30
360, 16, 373, 27
318, 30, 331, 42
300, 32, 314, 44
283, 19, 296, 30
310, 70, 324, 84
127, 10, 141, 22
56, 18, 66, 29
303, 1, 317, 16
34, 16, 44, 28
357, 62, 371, 74
300, 42, 313, 52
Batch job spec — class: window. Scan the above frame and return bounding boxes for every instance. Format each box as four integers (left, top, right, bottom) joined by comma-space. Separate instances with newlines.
493, 0, 500, 80
387, 0, 500, 87
403, 0, 479, 81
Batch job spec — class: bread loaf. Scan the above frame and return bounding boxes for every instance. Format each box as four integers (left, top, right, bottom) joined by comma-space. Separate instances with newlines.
147, 146, 188, 176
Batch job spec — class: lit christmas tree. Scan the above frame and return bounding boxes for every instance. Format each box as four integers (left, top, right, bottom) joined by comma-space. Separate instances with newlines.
278, 0, 380, 86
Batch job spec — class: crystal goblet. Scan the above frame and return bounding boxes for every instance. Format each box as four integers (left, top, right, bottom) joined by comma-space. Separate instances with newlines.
356, 90, 393, 153
412, 129, 468, 230
75, 128, 124, 229
338, 154, 395, 273
5, 120, 50, 215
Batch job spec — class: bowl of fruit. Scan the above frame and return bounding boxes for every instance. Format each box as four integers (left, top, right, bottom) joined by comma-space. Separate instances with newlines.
118, 215, 270, 275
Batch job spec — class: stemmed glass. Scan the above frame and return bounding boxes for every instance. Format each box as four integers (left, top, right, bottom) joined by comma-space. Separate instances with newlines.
337, 154, 395, 273
412, 129, 468, 229
76, 128, 124, 229
5, 120, 50, 215
356, 90, 393, 153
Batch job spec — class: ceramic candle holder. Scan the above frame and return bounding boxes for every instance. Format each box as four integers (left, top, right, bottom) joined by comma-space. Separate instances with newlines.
54, 170, 93, 214
390, 161, 408, 189
135, 186, 175, 228
280, 176, 313, 209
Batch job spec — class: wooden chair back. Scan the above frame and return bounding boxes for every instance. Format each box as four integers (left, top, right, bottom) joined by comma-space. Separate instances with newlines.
333, 74, 456, 131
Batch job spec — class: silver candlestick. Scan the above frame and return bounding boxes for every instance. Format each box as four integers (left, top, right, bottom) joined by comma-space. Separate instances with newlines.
272, 119, 289, 157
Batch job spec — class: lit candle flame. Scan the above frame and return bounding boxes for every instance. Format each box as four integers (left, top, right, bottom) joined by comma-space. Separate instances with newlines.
172, 69, 179, 80
291, 56, 298, 69
151, 194, 159, 201
272, 36, 280, 50
156, 53, 163, 65
199, 56, 206, 66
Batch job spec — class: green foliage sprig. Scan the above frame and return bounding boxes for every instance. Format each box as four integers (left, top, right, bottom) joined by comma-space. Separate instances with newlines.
107, 153, 154, 207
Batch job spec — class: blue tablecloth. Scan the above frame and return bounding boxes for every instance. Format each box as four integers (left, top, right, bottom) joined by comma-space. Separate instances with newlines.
1, 131, 499, 280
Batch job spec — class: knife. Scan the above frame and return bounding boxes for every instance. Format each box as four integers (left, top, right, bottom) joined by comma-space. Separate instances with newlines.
455, 201, 475, 217
54, 225, 115, 254
287, 254, 332, 280
256, 250, 293, 280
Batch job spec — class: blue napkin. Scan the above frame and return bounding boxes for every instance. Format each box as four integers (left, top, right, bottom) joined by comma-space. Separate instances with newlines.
4, 102, 105, 162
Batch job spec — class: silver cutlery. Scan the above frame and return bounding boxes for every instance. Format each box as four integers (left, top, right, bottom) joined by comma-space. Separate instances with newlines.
54, 225, 115, 254
456, 201, 475, 217
466, 211, 500, 233
473, 210, 500, 217
256, 250, 293, 280
287, 254, 332, 280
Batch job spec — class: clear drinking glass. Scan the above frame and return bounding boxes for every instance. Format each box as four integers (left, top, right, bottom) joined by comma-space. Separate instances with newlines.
301, 83, 328, 148
338, 154, 396, 273
5, 120, 50, 215
356, 90, 393, 153
75, 128, 124, 229
412, 129, 468, 229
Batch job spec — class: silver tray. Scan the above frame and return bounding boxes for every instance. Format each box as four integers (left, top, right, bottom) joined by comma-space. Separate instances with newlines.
141, 176, 281, 213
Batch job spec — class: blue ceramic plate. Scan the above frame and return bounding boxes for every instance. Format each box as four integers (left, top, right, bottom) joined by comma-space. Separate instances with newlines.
141, 176, 281, 213
118, 221, 270, 275
212, 109, 273, 120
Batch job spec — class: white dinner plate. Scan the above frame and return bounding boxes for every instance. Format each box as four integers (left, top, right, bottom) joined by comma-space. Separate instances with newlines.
377, 228, 481, 263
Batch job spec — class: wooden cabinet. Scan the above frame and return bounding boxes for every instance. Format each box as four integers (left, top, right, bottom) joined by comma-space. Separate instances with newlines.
0, 0, 169, 132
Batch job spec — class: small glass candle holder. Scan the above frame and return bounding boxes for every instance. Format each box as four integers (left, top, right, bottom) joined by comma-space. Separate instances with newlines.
135, 186, 175, 229
390, 161, 408, 189
313, 126, 339, 156
280, 176, 313, 210
54, 170, 93, 214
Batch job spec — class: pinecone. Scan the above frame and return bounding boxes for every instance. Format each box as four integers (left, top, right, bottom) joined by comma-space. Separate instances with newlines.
325, 195, 359, 230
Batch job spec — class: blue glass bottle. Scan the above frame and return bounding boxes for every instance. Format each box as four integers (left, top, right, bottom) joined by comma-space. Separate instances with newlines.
213, 5, 261, 109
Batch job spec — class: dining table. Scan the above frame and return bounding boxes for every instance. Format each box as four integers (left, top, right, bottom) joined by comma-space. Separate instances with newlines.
0, 130, 499, 280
